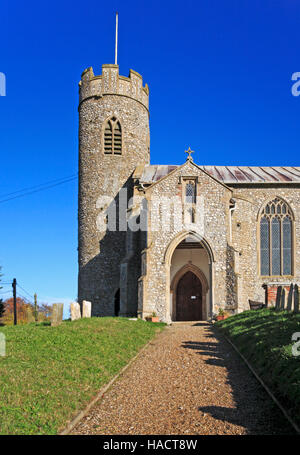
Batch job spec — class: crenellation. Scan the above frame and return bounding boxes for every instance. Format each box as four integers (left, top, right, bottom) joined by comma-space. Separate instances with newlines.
79, 64, 149, 109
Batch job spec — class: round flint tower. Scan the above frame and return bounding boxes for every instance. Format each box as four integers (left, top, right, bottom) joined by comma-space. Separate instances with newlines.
78, 64, 150, 315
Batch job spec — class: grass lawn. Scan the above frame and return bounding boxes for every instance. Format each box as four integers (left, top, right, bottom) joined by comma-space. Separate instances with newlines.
0, 317, 165, 435
216, 308, 300, 427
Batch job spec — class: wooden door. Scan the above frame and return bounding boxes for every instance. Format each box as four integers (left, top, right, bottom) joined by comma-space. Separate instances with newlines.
176, 271, 202, 321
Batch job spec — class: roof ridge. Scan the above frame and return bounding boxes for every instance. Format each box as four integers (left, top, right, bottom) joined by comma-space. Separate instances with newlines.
139, 164, 300, 184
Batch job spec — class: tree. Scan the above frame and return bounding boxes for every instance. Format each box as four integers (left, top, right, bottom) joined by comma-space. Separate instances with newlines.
2, 297, 52, 324
2, 297, 33, 324
0, 267, 5, 320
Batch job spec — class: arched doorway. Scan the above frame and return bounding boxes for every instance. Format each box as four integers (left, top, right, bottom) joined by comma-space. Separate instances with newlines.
164, 231, 214, 322
171, 263, 209, 321
176, 271, 202, 321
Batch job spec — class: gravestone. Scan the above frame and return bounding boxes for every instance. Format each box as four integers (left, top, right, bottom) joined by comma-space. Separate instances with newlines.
287, 284, 294, 311
275, 286, 282, 310
0, 333, 5, 357
294, 285, 299, 313
280, 288, 286, 310
51, 303, 64, 327
82, 300, 92, 318
70, 302, 81, 321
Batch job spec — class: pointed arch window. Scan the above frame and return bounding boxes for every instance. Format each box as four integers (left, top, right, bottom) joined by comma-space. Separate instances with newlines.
259, 198, 293, 276
183, 179, 197, 224
185, 182, 196, 204
104, 117, 122, 155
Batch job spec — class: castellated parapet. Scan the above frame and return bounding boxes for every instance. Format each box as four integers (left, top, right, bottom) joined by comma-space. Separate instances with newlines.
79, 64, 149, 110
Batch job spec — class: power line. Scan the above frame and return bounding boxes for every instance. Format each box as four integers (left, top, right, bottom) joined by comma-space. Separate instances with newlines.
17, 283, 34, 300
0, 175, 78, 205
16, 293, 33, 303
0, 288, 33, 301
0, 281, 35, 300
0, 173, 78, 198
0, 285, 14, 296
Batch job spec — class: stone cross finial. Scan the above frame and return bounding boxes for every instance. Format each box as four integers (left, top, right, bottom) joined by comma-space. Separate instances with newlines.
185, 147, 195, 161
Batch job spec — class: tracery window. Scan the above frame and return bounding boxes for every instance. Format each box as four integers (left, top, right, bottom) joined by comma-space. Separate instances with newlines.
104, 117, 122, 154
260, 198, 293, 276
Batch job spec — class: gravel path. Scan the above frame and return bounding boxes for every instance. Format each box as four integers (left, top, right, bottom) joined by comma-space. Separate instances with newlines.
72, 322, 294, 435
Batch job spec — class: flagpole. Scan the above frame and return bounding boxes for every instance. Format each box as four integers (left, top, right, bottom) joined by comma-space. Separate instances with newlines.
115, 12, 118, 65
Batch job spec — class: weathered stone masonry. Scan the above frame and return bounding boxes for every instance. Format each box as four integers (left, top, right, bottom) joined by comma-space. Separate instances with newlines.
78, 64, 149, 316
78, 62, 300, 322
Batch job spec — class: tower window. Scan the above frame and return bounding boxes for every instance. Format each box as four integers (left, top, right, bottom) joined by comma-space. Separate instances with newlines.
104, 117, 122, 155
259, 198, 293, 276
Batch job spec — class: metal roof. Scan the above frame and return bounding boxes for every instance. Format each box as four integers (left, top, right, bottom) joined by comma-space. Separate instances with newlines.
139, 165, 300, 185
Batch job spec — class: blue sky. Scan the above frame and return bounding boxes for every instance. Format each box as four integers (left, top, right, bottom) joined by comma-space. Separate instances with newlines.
0, 0, 299, 315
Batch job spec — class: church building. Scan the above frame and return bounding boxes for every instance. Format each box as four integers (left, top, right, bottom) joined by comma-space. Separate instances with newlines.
78, 63, 300, 323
